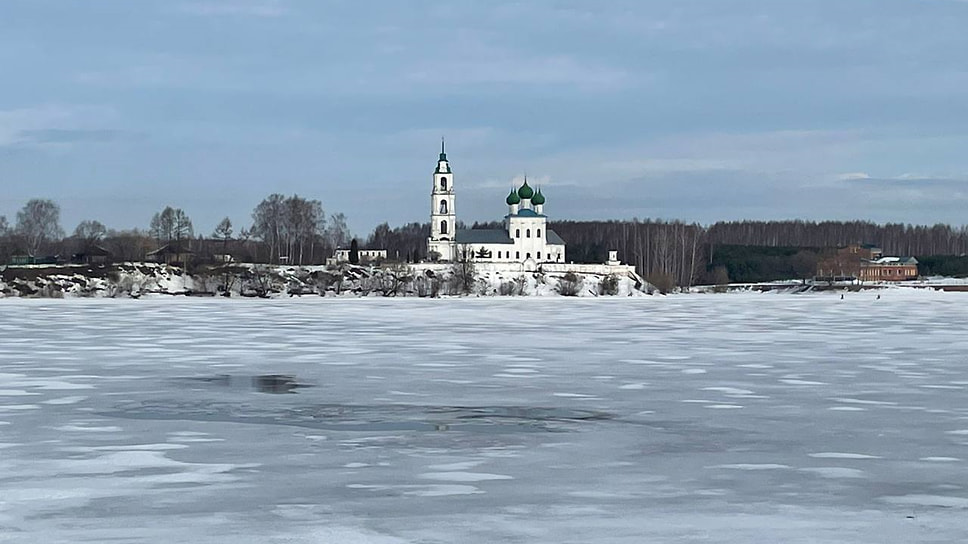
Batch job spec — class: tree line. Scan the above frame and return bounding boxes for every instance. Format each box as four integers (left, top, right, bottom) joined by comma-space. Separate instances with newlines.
4, 197, 967, 284
357, 218, 968, 287
0, 195, 351, 266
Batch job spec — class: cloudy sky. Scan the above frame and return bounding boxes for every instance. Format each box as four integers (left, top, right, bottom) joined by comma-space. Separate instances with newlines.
2, 0, 967, 237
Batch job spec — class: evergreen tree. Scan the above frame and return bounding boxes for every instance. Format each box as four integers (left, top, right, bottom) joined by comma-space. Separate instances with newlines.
349, 239, 360, 264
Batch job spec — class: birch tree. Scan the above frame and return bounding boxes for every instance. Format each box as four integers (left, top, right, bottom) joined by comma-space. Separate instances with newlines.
16, 199, 64, 254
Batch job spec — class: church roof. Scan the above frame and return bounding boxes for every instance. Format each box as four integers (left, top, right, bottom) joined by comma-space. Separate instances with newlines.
456, 229, 514, 245
546, 229, 566, 245
531, 188, 545, 205
507, 209, 545, 218
455, 228, 566, 246
517, 180, 534, 199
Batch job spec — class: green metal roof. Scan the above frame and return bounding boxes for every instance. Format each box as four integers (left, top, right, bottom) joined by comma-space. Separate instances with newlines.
531, 188, 545, 205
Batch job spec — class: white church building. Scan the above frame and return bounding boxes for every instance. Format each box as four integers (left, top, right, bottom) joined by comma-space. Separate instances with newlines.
427, 142, 566, 265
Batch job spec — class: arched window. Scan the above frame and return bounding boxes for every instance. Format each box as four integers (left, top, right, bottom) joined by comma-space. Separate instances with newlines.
440, 220, 448, 234
515, 229, 520, 238
516, 251, 520, 259
537, 251, 541, 259
526, 252, 531, 259
440, 177, 448, 190
439, 199, 448, 214
537, 229, 541, 238
526, 229, 531, 238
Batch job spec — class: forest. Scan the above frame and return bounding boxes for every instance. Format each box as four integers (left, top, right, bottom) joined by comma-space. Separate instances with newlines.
3, 197, 968, 286
362, 219, 968, 287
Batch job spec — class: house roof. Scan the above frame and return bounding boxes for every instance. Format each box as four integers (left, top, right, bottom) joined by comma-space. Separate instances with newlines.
76, 245, 111, 257
868, 256, 918, 265
146, 242, 194, 256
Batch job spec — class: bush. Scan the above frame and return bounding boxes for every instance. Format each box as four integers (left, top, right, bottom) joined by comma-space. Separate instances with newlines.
499, 275, 528, 296
557, 272, 582, 296
646, 273, 675, 294
38, 283, 64, 298
475, 278, 490, 296
380, 264, 413, 296
598, 274, 620, 296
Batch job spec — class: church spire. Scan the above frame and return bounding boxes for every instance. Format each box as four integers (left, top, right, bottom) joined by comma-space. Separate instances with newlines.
439, 137, 447, 161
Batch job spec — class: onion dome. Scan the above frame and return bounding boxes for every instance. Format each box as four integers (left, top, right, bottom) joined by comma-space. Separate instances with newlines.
517, 180, 534, 199
531, 188, 545, 205
506, 189, 521, 205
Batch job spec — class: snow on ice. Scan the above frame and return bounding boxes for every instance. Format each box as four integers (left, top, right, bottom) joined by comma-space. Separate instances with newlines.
1, 291, 968, 542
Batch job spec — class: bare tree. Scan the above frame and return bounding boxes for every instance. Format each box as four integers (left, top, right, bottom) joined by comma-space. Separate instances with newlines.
73, 220, 107, 250
102, 229, 152, 262
213, 217, 233, 240
252, 194, 326, 265
450, 244, 476, 295
213, 217, 233, 257
326, 212, 350, 250
16, 198, 64, 255
173, 209, 193, 241
285, 195, 325, 265
252, 194, 287, 263
0, 215, 10, 264
150, 206, 193, 242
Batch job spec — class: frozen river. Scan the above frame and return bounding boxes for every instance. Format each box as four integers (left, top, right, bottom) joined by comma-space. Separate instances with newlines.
2, 292, 968, 543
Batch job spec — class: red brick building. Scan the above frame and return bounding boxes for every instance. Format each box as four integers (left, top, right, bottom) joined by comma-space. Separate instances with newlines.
817, 244, 919, 282
858, 257, 919, 281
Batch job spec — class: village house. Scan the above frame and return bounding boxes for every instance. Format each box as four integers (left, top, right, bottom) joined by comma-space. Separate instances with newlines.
147, 242, 194, 266
71, 245, 112, 265
858, 256, 919, 281
816, 243, 918, 282
328, 248, 387, 265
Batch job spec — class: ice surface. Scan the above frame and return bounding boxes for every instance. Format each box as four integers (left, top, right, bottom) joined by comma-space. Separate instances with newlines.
2, 291, 968, 542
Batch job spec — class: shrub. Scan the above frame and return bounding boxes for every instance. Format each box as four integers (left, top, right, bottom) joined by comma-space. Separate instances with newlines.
599, 273, 620, 296
557, 272, 582, 296
646, 273, 675, 294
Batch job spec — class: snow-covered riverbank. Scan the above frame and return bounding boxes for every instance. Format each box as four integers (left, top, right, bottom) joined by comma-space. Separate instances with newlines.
0, 262, 648, 298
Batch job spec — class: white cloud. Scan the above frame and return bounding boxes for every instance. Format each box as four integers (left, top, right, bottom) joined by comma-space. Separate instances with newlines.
838, 172, 871, 181
0, 105, 119, 148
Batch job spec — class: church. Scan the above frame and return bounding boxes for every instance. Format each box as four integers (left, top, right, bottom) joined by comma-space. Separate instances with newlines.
427, 142, 566, 265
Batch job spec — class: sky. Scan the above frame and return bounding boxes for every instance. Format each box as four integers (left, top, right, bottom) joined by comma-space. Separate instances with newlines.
2, 0, 968, 238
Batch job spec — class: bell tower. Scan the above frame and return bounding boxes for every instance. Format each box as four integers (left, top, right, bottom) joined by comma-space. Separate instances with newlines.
428, 138, 457, 261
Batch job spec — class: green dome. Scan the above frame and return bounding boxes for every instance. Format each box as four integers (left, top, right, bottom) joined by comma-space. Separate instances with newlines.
506, 189, 521, 205
517, 180, 534, 199
531, 188, 545, 205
